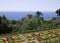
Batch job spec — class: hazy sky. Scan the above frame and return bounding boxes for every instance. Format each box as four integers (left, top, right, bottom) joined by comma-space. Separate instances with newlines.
0, 0, 60, 12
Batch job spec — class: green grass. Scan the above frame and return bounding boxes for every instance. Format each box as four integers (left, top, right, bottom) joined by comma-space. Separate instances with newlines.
0, 42, 4, 43
7, 36, 13, 43
0, 40, 4, 43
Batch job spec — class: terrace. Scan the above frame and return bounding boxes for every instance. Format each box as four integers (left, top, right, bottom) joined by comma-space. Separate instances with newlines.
0, 29, 60, 43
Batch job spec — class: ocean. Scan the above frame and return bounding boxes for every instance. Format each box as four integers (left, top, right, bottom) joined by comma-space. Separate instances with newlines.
0, 12, 57, 20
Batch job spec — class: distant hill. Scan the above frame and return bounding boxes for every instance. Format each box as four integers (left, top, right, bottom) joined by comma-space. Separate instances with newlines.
0, 12, 57, 20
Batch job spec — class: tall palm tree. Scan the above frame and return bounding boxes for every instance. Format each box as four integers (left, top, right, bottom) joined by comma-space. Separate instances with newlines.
35, 11, 44, 25
35, 11, 43, 18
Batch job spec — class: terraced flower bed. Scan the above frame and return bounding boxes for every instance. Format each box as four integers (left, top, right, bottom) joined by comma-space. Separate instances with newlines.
11, 35, 26, 43
0, 37, 9, 43
0, 29, 60, 43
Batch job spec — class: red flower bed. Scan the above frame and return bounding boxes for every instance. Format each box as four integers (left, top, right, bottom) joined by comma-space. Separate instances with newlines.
6, 36, 8, 41
4, 41, 6, 43
6, 36, 10, 43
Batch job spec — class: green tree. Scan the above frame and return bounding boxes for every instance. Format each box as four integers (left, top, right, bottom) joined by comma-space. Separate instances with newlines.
11, 20, 17, 25
35, 11, 43, 18
56, 8, 60, 16
0, 16, 2, 29
2, 15, 7, 20
0, 16, 12, 34
27, 14, 33, 19
0, 16, 2, 24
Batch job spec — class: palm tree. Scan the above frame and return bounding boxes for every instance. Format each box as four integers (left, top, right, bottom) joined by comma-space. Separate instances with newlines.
35, 11, 43, 18
35, 11, 44, 24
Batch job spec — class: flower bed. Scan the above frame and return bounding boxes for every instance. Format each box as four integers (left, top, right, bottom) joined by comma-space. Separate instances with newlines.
0, 37, 9, 43
24, 34, 35, 41
11, 35, 26, 43
0, 29, 60, 43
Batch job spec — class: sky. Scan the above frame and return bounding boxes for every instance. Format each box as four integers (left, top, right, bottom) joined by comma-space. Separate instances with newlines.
0, 0, 60, 12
